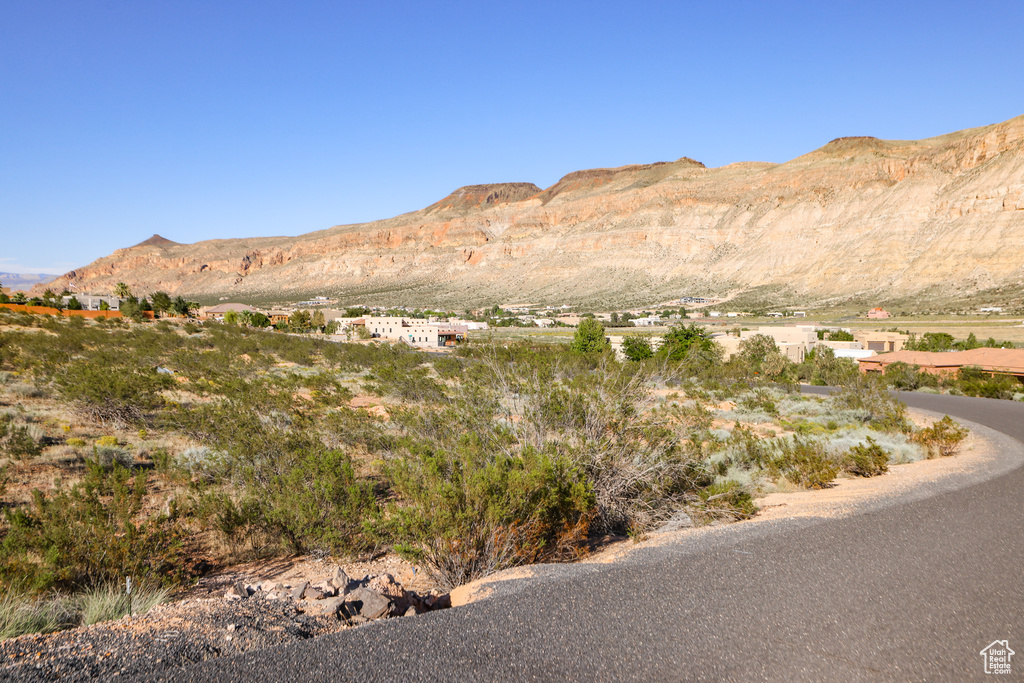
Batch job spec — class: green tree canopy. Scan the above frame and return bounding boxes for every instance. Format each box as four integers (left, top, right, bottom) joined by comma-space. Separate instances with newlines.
570, 318, 610, 354
150, 291, 172, 314
621, 334, 654, 361
657, 323, 713, 362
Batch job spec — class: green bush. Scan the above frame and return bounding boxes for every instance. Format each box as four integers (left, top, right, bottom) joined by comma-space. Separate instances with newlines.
842, 437, 890, 477
621, 334, 654, 361
0, 461, 186, 591
386, 435, 594, 589
912, 415, 968, 458
770, 436, 838, 489
56, 359, 173, 428
3, 424, 42, 460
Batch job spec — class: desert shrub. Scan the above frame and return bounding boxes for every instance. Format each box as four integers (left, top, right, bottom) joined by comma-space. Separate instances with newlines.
725, 424, 775, 470
955, 367, 1020, 400
8, 383, 45, 399
882, 362, 934, 390
769, 436, 838, 489
386, 435, 594, 589
432, 356, 463, 380
3, 424, 42, 460
828, 378, 911, 433
693, 480, 757, 521
366, 362, 446, 403
0, 462, 186, 591
93, 445, 134, 470
96, 435, 120, 447
911, 415, 968, 458
738, 389, 779, 416
65, 438, 87, 447
841, 437, 890, 477
826, 427, 923, 464
195, 446, 380, 558
56, 360, 173, 428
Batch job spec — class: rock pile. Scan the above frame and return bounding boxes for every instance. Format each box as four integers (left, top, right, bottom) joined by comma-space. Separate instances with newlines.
224, 566, 449, 625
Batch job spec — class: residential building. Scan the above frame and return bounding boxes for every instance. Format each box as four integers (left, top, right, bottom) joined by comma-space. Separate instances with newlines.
858, 348, 1024, 378
867, 307, 891, 319
200, 303, 257, 320
362, 316, 467, 348
718, 326, 819, 363
853, 330, 908, 353
61, 294, 121, 311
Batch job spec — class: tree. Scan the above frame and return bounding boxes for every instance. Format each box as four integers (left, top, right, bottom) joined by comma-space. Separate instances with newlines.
66, 296, 83, 310
311, 310, 326, 331
570, 318, 610, 354
150, 291, 172, 315
622, 334, 654, 361
170, 296, 191, 317
99, 300, 110, 311
738, 334, 790, 378
139, 297, 152, 312
119, 296, 144, 322
658, 323, 713, 362
41, 289, 63, 311
289, 310, 312, 332
12, 292, 26, 304
828, 330, 854, 342
113, 282, 132, 299
249, 312, 271, 328
223, 310, 239, 325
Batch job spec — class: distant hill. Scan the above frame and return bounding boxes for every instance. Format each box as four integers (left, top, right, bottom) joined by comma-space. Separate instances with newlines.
1, 273, 58, 292
33, 114, 1024, 309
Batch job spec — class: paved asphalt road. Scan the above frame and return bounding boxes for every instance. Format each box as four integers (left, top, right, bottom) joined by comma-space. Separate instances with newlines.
155, 392, 1024, 682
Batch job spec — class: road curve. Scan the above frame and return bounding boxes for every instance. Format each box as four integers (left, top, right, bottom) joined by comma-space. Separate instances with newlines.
155, 392, 1024, 682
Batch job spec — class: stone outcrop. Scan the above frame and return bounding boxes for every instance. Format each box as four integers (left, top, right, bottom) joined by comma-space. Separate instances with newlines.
223, 566, 447, 624
36, 115, 1024, 307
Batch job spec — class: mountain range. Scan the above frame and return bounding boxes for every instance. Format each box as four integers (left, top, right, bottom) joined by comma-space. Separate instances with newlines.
34, 115, 1024, 309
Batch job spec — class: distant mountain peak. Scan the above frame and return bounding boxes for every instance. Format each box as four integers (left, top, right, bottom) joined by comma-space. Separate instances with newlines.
133, 234, 180, 248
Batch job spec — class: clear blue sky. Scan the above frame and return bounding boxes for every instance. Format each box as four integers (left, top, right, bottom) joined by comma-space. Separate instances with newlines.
2, 0, 1022, 275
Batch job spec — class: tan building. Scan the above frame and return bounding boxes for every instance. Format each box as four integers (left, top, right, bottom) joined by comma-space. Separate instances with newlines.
853, 331, 908, 353
716, 326, 818, 363
363, 316, 467, 348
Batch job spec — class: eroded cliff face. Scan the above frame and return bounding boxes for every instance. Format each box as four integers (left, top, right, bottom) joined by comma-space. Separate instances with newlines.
38, 115, 1024, 307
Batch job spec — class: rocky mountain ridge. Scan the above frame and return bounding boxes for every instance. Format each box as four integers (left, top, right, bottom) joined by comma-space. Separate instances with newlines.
37, 115, 1024, 308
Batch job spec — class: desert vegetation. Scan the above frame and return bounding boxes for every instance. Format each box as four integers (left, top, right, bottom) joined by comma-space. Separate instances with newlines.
0, 309, 971, 639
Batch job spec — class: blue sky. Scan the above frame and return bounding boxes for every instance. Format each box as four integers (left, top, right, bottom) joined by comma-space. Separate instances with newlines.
1, 0, 1022, 275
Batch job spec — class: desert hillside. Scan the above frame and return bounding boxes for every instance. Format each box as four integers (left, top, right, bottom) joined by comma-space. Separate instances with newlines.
37, 115, 1024, 308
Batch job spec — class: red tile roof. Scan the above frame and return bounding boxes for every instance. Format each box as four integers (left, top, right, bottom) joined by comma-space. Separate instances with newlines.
858, 348, 1024, 375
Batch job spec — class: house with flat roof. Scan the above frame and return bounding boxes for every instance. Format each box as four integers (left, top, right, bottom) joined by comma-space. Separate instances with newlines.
853, 330, 908, 353
362, 316, 467, 348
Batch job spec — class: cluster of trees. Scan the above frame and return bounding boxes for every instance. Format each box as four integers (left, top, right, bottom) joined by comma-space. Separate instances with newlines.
903, 331, 1015, 351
